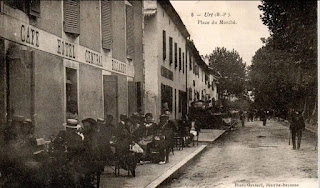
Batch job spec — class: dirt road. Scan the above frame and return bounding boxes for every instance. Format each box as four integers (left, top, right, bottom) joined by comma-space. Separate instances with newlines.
164, 120, 318, 188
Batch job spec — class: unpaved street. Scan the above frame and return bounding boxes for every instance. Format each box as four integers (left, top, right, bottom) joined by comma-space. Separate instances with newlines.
164, 120, 318, 188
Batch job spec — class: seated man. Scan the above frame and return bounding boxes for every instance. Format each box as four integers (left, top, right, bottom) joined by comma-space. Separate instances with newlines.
150, 113, 175, 165
180, 115, 194, 147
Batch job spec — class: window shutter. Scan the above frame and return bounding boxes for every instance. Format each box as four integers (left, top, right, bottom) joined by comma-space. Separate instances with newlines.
29, 0, 40, 17
182, 52, 184, 73
102, 0, 112, 50
64, 0, 80, 35
163, 30, 166, 60
126, 4, 134, 58
169, 37, 173, 65
179, 48, 181, 71
174, 43, 177, 68
189, 54, 192, 70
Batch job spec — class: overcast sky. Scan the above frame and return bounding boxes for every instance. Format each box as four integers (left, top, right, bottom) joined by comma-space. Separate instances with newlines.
170, 1, 270, 66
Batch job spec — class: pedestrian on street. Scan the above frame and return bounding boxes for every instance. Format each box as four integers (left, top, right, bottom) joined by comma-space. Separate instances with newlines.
289, 109, 305, 150
239, 110, 245, 127
260, 110, 267, 126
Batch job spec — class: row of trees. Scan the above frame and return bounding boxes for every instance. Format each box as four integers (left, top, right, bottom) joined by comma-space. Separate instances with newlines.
208, 47, 248, 110
249, 0, 317, 121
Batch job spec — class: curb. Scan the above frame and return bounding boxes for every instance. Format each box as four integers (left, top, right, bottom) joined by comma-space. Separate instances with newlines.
144, 145, 207, 188
198, 129, 228, 143
144, 130, 227, 188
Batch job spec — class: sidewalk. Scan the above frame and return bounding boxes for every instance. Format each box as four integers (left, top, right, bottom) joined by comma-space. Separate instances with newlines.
99, 129, 225, 188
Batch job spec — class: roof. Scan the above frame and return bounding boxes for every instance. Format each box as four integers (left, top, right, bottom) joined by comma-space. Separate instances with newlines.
187, 40, 208, 71
158, 0, 190, 38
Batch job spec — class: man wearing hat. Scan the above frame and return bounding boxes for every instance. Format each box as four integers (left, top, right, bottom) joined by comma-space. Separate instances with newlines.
98, 116, 115, 161
289, 109, 305, 150
52, 119, 84, 185
53, 119, 84, 156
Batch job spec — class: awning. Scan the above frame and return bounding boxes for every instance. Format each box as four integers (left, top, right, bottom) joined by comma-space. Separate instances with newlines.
144, 1, 157, 16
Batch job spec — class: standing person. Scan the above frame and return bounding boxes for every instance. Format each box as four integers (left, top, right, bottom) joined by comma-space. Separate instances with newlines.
239, 110, 245, 127
260, 110, 267, 126
289, 109, 305, 150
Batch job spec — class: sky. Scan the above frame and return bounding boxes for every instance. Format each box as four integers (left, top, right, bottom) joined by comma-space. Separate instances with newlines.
170, 1, 270, 66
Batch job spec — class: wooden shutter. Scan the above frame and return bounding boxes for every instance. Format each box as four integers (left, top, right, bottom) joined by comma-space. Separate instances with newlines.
163, 30, 166, 60
64, 0, 80, 35
169, 37, 173, 65
189, 54, 192, 70
29, 0, 40, 17
182, 52, 185, 73
126, 4, 134, 58
102, 0, 112, 50
174, 43, 177, 68
179, 48, 181, 71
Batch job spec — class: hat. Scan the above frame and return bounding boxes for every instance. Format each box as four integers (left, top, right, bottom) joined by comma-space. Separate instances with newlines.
12, 115, 26, 122
97, 118, 105, 124
120, 114, 127, 121
63, 119, 81, 129
81, 118, 97, 126
145, 113, 153, 118
132, 112, 140, 119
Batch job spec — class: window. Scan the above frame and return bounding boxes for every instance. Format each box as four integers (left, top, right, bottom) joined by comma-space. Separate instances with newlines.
29, 0, 41, 17
174, 89, 177, 118
179, 48, 181, 71
102, 0, 112, 50
4, 0, 40, 17
189, 54, 192, 70
161, 84, 173, 112
64, 0, 80, 35
66, 68, 78, 120
169, 37, 173, 65
182, 52, 184, 73
126, 2, 134, 59
174, 42, 177, 68
163, 30, 166, 60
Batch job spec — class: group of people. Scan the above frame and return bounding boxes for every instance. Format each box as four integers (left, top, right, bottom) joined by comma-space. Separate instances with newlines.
0, 111, 198, 187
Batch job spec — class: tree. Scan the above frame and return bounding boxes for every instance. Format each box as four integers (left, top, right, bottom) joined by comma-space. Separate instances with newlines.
209, 47, 246, 99
250, 1, 317, 120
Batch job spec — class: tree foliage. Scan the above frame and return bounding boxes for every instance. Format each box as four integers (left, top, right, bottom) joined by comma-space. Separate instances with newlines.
250, 1, 317, 116
209, 47, 246, 98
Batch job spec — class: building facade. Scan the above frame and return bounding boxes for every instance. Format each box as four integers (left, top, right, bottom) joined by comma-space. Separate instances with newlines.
186, 40, 218, 109
0, 0, 143, 138
143, 0, 190, 121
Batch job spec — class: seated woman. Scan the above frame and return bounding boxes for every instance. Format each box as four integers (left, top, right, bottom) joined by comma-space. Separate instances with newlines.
138, 113, 157, 162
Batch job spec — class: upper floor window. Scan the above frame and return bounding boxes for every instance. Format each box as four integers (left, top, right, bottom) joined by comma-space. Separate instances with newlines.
169, 37, 173, 65
174, 42, 177, 69
179, 48, 181, 71
4, 0, 40, 17
182, 52, 185, 73
126, 1, 134, 59
189, 54, 192, 70
64, 0, 80, 35
163, 30, 166, 61
101, 0, 112, 50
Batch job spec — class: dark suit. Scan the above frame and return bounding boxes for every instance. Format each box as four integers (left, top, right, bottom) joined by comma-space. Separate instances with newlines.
289, 112, 305, 149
